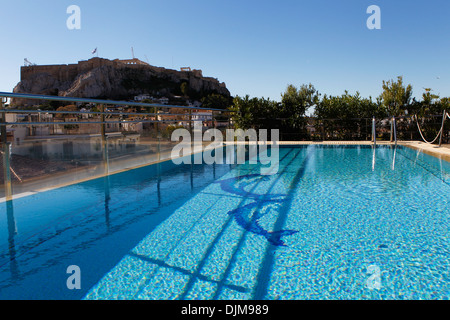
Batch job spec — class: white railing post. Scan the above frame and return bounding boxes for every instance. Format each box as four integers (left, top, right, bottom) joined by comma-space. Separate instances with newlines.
393, 116, 397, 146
100, 104, 109, 175
1, 97, 13, 201
372, 117, 376, 146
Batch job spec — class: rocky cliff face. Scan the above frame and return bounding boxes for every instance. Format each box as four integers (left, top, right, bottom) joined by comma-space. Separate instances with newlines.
12, 58, 230, 106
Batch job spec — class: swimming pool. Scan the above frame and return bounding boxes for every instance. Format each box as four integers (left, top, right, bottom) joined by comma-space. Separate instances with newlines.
0, 145, 449, 299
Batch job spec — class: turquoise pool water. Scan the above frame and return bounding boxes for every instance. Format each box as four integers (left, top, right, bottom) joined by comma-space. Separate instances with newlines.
0, 145, 449, 299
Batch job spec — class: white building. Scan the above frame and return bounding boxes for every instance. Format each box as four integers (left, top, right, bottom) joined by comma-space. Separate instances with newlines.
134, 94, 153, 102
188, 100, 202, 108
179, 111, 213, 127
158, 97, 169, 105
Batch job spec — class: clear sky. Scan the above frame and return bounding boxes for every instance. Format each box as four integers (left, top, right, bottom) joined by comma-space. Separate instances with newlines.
0, 0, 449, 102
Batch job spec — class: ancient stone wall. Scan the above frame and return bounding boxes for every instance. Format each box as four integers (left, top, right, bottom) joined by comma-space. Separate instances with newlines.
13, 57, 230, 106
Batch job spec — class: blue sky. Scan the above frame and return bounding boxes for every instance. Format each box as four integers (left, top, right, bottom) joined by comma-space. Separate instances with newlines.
0, 0, 449, 102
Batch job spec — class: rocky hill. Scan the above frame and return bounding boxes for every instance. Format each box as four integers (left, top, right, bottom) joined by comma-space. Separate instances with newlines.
12, 57, 230, 106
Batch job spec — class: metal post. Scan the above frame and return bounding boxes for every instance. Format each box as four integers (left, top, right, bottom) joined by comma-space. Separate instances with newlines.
3, 142, 12, 200
100, 104, 109, 175
189, 109, 192, 134
154, 106, 158, 136
189, 109, 193, 154
157, 134, 161, 162
390, 116, 394, 142
439, 110, 446, 147
154, 105, 161, 162
1, 98, 12, 201
393, 116, 397, 147
372, 117, 376, 146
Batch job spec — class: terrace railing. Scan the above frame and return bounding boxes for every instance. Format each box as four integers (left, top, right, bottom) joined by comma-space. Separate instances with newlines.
0, 92, 232, 200
263, 114, 449, 144
1, 91, 449, 200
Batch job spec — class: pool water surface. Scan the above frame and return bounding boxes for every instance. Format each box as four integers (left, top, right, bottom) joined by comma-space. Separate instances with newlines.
0, 145, 449, 299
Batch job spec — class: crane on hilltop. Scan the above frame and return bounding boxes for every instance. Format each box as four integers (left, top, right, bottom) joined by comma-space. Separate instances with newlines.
24, 58, 36, 67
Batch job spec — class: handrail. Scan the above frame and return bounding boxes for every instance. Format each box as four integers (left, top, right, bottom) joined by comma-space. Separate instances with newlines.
0, 91, 232, 112
372, 117, 376, 145
0, 109, 199, 117
0, 92, 231, 201
0, 108, 219, 126
4, 119, 201, 126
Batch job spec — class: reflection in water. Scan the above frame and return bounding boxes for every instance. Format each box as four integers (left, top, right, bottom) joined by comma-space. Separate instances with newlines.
3, 145, 449, 299
439, 157, 445, 180
157, 162, 162, 207
372, 146, 376, 171
190, 164, 194, 191
415, 148, 422, 164
0, 153, 235, 299
104, 176, 111, 230
391, 145, 397, 171
215, 174, 297, 247
5, 201, 19, 279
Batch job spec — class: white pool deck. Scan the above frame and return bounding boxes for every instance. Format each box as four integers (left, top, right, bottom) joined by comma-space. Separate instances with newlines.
398, 141, 450, 162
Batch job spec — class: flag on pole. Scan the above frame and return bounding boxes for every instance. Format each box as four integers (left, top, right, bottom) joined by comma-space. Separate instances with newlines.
91, 47, 97, 54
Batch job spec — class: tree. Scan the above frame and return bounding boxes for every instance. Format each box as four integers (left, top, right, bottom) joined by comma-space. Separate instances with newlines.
279, 83, 319, 139
180, 82, 189, 97
440, 97, 450, 113
230, 95, 278, 131
380, 76, 413, 116
229, 95, 258, 129
420, 88, 441, 115
201, 94, 232, 110
280, 84, 319, 118
314, 91, 384, 140
231, 85, 319, 140
38, 100, 60, 111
